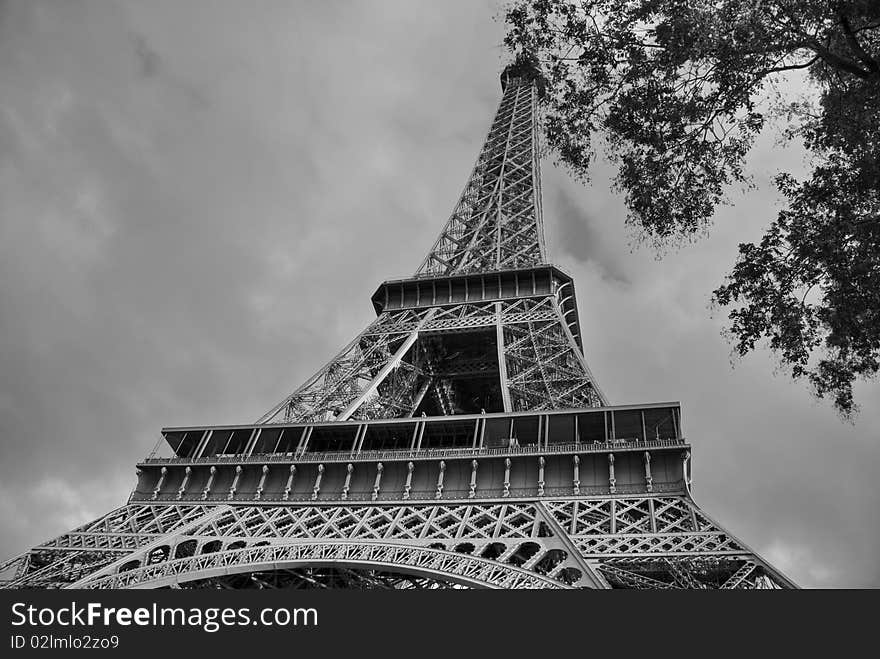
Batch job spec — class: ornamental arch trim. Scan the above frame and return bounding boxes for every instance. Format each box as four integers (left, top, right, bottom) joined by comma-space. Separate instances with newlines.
75, 541, 571, 590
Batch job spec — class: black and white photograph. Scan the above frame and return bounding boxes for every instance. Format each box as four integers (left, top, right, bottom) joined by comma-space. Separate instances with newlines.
1, 0, 878, 631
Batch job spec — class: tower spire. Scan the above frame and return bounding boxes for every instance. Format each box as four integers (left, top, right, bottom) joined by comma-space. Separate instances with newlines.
417, 66, 546, 275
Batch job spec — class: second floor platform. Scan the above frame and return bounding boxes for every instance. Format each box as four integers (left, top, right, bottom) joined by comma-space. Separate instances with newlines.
146, 402, 683, 467
132, 403, 690, 504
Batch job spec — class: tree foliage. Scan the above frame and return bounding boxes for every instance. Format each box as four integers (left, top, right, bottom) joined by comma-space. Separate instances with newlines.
504, 0, 880, 416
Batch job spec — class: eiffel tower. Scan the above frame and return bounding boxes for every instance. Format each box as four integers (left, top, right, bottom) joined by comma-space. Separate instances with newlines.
1, 59, 796, 590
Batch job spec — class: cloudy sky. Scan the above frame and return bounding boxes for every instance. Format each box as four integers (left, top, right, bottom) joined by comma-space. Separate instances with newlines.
1, 0, 878, 588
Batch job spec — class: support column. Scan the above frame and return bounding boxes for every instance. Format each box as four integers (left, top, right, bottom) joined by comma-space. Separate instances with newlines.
151, 467, 167, 501
193, 430, 212, 459
572, 455, 580, 495
415, 421, 426, 452
201, 466, 216, 501
409, 379, 432, 416
244, 429, 260, 457
254, 465, 269, 500
468, 460, 479, 499
176, 466, 191, 500
338, 310, 438, 420
282, 465, 297, 501
533, 501, 608, 590
435, 461, 446, 499
537, 456, 545, 496
311, 464, 324, 501
689, 501, 699, 532
372, 463, 384, 501
271, 428, 286, 454
644, 451, 653, 493
352, 426, 366, 458
403, 462, 414, 500
608, 453, 616, 494
227, 465, 242, 500
342, 463, 353, 501
495, 302, 512, 413
503, 458, 511, 498
409, 424, 420, 453
683, 450, 693, 495
295, 426, 312, 458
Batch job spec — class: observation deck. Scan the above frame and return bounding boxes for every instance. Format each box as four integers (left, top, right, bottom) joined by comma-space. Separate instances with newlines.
372, 265, 585, 349
133, 403, 690, 504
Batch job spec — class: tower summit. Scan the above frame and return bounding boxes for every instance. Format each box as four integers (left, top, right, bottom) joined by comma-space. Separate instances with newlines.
0, 64, 795, 590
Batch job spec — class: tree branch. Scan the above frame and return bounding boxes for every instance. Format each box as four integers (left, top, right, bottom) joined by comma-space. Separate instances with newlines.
806, 39, 874, 79
757, 54, 821, 75
834, 3, 880, 74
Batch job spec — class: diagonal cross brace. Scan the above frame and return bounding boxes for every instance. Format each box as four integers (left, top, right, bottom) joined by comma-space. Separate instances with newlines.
337, 308, 438, 420
65, 505, 234, 588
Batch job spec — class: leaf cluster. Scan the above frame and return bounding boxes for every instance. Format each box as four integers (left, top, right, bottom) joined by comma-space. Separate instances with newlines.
505, 0, 880, 416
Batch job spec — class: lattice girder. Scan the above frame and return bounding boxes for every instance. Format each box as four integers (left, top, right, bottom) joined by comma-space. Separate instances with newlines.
4, 504, 230, 589
258, 291, 604, 424
0, 491, 794, 590
595, 557, 785, 590
418, 76, 545, 276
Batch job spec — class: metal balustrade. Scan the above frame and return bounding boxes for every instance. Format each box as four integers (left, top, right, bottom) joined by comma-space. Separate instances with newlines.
139, 437, 688, 468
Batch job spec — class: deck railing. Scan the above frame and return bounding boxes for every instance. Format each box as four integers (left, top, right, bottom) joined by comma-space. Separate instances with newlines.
140, 437, 687, 467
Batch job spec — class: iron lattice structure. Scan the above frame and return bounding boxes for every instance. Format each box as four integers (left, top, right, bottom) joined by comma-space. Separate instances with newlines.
0, 63, 795, 590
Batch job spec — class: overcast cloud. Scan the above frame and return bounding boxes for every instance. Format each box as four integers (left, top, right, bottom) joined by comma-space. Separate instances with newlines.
1, 0, 878, 588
